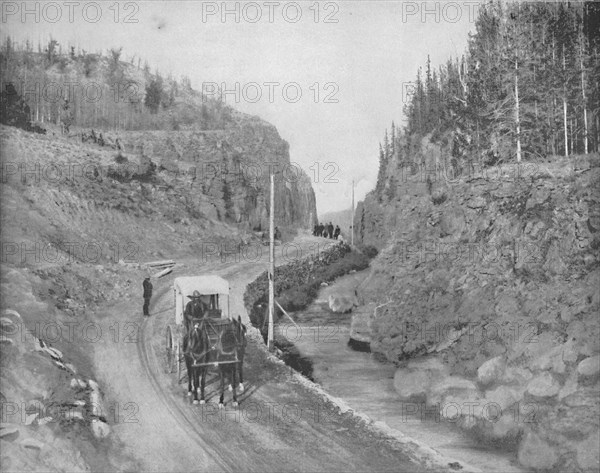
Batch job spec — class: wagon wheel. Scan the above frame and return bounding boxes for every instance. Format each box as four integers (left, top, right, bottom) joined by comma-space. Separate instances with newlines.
175, 340, 182, 384
165, 325, 174, 374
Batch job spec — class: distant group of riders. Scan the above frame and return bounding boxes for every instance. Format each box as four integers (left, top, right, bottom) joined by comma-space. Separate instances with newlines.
313, 222, 341, 240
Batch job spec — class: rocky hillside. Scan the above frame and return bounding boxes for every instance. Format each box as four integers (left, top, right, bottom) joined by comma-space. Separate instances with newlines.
1, 43, 317, 233
0, 95, 315, 469
104, 113, 316, 231
353, 143, 599, 472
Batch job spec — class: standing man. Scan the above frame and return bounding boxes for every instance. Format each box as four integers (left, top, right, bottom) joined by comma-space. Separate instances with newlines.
143, 276, 153, 316
334, 225, 341, 240
328, 222, 334, 239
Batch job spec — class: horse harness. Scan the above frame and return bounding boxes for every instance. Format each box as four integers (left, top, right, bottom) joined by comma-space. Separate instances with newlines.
185, 318, 243, 367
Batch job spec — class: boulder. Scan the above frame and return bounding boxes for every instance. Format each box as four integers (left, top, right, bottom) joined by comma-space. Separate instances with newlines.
406, 356, 447, 373
530, 339, 579, 375
0, 425, 20, 439
467, 196, 486, 209
530, 345, 566, 374
543, 240, 568, 275
441, 389, 483, 424
526, 372, 560, 398
517, 432, 558, 470
88, 379, 103, 417
439, 205, 466, 239
489, 411, 523, 440
24, 413, 38, 426
477, 356, 506, 386
21, 437, 45, 450
485, 385, 524, 411
91, 419, 111, 439
558, 372, 579, 401
494, 295, 520, 319
428, 376, 479, 406
563, 388, 599, 408
393, 369, 431, 400
576, 431, 600, 471
501, 366, 533, 385
562, 339, 579, 363
349, 305, 373, 344
577, 355, 600, 377
64, 409, 84, 421
328, 292, 359, 314
70, 378, 86, 389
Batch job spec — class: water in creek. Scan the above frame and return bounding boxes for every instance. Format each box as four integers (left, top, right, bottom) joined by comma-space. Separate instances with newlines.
274, 273, 525, 473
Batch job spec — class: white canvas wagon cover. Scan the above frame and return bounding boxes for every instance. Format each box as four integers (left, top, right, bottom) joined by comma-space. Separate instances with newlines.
173, 276, 230, 297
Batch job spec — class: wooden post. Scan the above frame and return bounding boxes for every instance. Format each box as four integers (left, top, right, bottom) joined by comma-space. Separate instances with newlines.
268, 173, 275, 352
515, 59, 522, 163
351, 180, 355, 246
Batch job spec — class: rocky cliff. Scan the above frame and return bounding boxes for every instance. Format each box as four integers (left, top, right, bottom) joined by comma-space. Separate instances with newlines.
105, 113, 316, 232
353, 141, 600, 472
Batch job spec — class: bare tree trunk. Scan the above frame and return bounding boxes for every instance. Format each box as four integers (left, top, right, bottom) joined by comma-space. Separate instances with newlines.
533, 65, 538, 120
581, 52, 589, 154
570, 118, 574, 155
597, 115, 600, 153
563, 95, 568, 157
515, 59, 522, 163
548, 97, 555, 155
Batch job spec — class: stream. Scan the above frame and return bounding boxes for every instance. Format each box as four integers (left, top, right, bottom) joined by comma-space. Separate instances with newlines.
274, 272, 526, 473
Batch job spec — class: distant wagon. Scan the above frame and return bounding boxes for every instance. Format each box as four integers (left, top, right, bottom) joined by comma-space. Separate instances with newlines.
165, 275, 246, 406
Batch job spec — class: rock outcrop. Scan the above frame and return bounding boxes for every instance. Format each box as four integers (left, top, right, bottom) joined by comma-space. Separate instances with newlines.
353, 148, 600, 472
328, 290, 359, 313
107, 114, 317, 231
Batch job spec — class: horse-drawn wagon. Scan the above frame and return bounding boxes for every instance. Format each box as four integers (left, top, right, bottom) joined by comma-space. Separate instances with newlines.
166, 275, 246, 406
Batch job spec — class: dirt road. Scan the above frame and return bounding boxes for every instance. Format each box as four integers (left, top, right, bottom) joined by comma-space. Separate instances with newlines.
92, 236, 460, 472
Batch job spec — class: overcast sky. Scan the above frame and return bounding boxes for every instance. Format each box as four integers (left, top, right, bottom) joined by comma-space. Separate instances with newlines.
2, 1, 478, 215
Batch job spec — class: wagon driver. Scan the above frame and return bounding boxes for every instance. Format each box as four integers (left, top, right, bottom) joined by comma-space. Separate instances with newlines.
184, 290, 210, 332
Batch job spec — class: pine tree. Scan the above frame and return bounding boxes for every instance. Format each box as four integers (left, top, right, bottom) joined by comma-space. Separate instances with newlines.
223, 180, 234, 220
144, 75, 163, 114
376, 143, 386, 197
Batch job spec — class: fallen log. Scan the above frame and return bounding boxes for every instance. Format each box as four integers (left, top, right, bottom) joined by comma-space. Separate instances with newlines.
145, 259, 175, 268
147, 264, 175, 271
153, 266, 173, 279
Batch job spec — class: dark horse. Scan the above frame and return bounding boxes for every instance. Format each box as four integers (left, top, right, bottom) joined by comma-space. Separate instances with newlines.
226, 316, 247, 394
183, 316, 247, 407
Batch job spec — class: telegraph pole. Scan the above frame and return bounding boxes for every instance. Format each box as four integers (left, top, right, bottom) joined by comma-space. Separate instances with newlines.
351, 179, 355, 246
268, 173, 275, 352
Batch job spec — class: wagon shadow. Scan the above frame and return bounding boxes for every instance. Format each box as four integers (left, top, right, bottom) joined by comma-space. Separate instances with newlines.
179, 374, 264, 406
